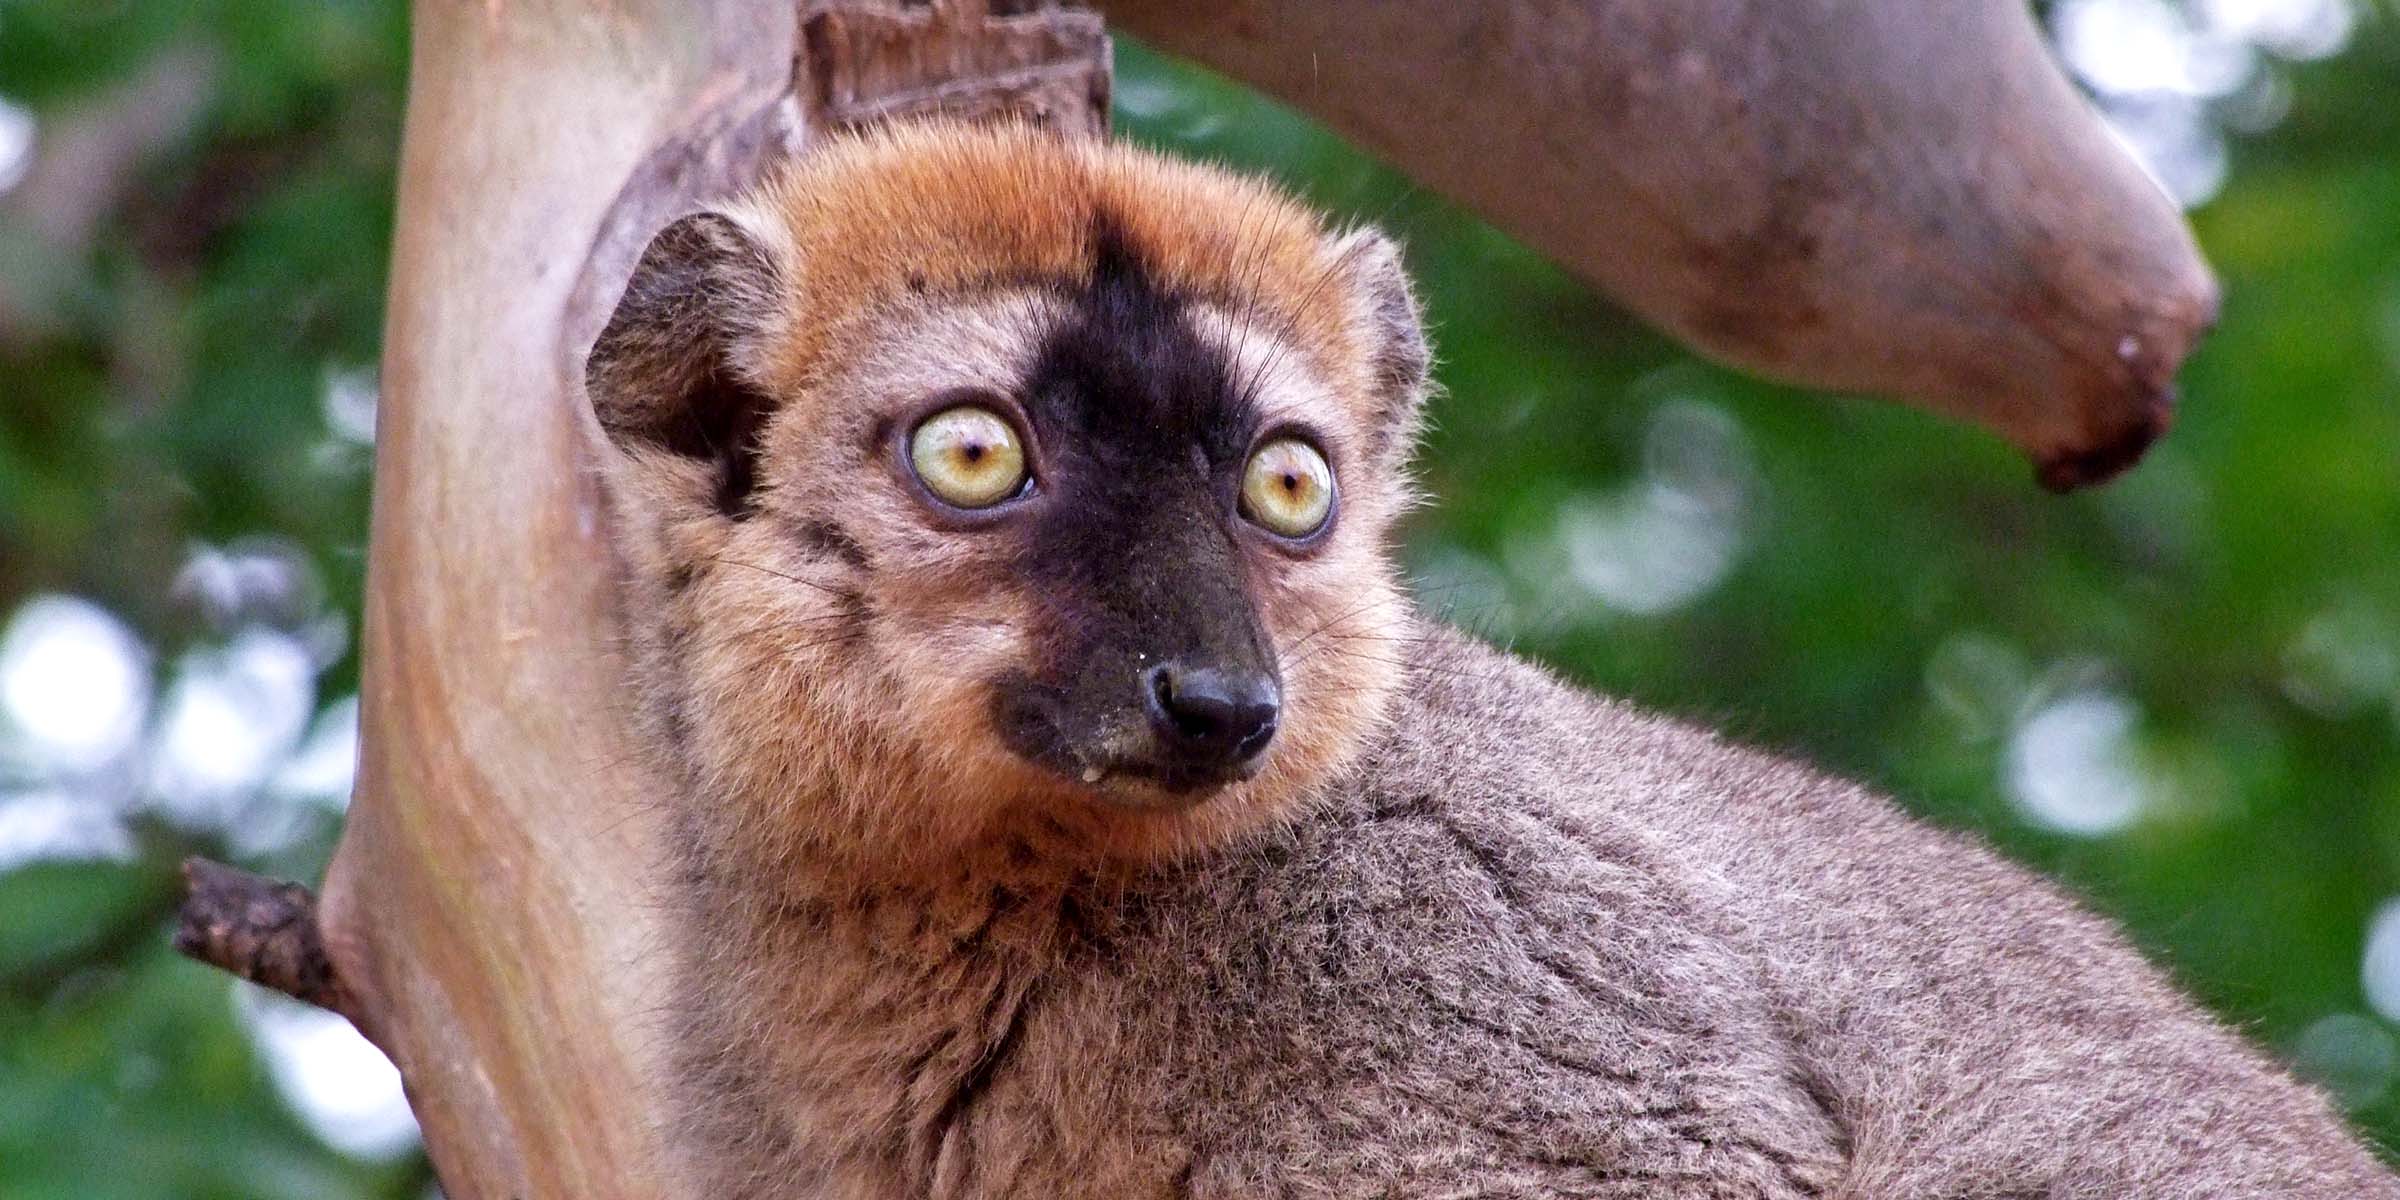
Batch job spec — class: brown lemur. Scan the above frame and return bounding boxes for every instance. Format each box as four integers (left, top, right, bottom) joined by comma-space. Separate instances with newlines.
586, 121, 2398, 1199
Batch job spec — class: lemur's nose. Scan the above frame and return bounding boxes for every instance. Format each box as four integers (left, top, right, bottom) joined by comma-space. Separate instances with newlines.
1144, 663, 1280, 769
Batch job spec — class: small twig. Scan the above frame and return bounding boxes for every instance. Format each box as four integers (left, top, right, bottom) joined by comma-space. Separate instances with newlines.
173, 856, 360, 1023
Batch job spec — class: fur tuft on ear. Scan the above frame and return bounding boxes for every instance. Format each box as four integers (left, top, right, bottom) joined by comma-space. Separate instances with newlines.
587, 211, 786, 518
1328, 227, 1432, 459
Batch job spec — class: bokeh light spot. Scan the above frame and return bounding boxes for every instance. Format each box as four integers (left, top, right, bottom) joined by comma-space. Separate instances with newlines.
2290, 1012, 2400, 1108
238, 988, 421, 1161
2361, 900, 2400, 1025
0, 96, 34, 196
1556, 398, 1756, 617
0, 595, 151, 775
2006, 690, 2151, 836
148, 628, 318, 828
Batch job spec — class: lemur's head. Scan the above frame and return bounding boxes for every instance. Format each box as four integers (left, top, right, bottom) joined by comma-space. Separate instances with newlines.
588, 122, 1428, 874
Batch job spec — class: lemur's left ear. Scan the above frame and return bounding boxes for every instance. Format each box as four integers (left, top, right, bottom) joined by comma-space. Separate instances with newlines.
1328, 228, 1432, 458
586, 210, 787, 518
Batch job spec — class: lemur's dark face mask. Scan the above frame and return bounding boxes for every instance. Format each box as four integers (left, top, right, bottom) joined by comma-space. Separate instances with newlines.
957, 231, 1336, 803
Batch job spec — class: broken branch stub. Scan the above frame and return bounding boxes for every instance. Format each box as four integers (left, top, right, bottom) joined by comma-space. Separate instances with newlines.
1098, 0, 2220, 488
805, 0, 1111, 134
173, 857, 362, 1028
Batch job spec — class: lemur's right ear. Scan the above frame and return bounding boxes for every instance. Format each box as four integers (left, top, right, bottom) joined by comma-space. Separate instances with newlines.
586, 211, 785, 518
1327, 227, 1432, 465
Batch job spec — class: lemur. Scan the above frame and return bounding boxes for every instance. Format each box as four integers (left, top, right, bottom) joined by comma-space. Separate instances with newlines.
586, 121, 2399, 1199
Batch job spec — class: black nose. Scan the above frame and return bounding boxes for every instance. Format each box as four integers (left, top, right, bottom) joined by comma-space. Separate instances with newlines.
1144, 663, 1280, 769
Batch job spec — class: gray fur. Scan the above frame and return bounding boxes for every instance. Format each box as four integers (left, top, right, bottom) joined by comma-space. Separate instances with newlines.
666, 623, 2397, 1198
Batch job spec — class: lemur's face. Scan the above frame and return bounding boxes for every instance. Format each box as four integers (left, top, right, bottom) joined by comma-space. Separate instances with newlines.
588, 125, 1428, 869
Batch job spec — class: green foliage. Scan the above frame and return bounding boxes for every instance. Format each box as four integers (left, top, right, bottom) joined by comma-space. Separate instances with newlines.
4, 4, 2398, 1192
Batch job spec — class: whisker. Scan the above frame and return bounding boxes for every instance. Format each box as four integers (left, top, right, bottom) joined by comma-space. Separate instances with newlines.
712, 614, 872, 647
1278, 590, 1415, 658
1319, 643, 1502, 683
704, 556, 853, 598
1235, 234, 1374, 414
1227, 187, 1284, 406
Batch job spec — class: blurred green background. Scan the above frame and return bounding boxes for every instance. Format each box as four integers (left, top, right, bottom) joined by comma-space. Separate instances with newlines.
3, 1, 2398, 1195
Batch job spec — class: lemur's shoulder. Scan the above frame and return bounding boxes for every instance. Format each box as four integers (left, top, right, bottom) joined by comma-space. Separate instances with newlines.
1349, 620, 1935, 853
1102, 622, 1855, 1196
1317, 620, 2113, 984
1323, 620, 1795, 833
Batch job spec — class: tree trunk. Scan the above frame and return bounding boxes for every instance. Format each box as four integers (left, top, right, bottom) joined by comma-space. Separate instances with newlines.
175, 2, 2217, 1197
321, 3, 796, 1192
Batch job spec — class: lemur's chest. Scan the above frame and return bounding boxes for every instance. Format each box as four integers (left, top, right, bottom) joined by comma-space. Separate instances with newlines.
737, 814, 1847, 1200
742, 881, 1194, 1198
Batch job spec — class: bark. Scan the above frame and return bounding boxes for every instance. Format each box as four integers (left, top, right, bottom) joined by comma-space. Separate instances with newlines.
308, 2, 794, 1190
172, 2, 2221, 1197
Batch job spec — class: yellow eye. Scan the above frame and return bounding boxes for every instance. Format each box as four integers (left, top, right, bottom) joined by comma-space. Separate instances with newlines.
909, 405, 1028, 509
1240, 437, 1335, 539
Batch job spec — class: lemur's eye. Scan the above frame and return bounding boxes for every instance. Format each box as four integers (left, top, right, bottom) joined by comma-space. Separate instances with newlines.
909, 405, 1028, 509
1240, 437, 1335, 539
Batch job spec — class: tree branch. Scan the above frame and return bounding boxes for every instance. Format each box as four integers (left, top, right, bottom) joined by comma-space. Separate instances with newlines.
1099, 0, 2219, 489
173, 857, 360, 1025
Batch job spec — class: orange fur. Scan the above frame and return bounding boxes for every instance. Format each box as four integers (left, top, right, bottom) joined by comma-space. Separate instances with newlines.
605, 122, 1420, 884
735, 123, 1387, 426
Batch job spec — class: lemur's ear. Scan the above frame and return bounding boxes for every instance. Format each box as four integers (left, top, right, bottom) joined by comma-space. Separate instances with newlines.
586, 211, 785, 518
1328, 227, 1432, 459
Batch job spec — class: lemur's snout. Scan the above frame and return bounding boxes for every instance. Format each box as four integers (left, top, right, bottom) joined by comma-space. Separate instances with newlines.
1144, 663, 1280, 774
